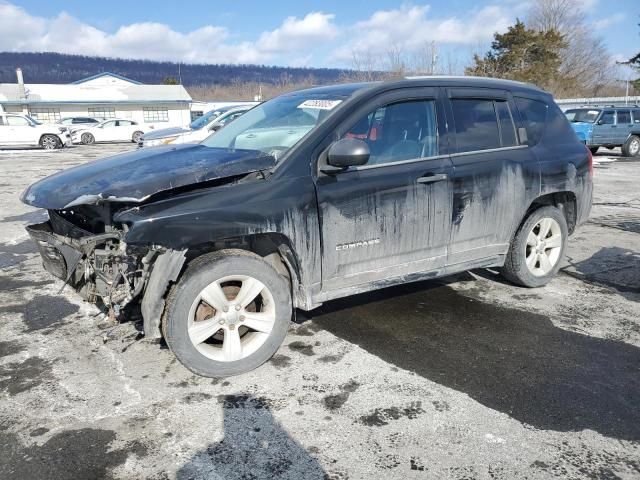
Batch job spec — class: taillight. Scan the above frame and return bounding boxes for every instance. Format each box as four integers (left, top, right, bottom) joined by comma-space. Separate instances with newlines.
586, 145, 593, 177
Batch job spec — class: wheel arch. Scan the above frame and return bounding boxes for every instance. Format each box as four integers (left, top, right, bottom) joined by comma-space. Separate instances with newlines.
525, 191, 577, 234
140, 232, 306, 340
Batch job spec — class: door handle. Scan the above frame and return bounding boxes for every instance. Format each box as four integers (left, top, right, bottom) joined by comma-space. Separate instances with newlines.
244, 133, 257, 138
417, 173, 448, 184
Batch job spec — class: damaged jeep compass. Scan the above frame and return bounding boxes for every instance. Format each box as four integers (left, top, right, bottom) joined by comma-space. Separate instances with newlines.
22, 78, 592, 377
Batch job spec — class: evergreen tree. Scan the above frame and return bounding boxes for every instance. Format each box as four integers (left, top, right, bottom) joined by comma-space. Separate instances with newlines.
465, 20, 566, 91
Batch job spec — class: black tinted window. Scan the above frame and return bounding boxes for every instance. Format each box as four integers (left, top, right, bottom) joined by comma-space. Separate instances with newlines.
343, 99, 438, 165
495, 101, 517, 147
600, 110, 615, 125
617, 110, 631, 124
634, 110, 640, 123
515, 97, 547, 145
451, 99, 500, 152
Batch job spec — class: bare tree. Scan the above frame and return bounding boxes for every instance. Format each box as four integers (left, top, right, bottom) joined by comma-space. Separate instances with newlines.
346, 49, 380, 82
528, 0, 615, 97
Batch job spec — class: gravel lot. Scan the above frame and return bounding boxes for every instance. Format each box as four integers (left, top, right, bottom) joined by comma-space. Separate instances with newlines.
0, 144, 638, 480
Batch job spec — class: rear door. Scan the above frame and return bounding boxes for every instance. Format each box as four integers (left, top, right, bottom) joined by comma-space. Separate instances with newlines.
444, 89, 539, 265
315, 87, 453, 292
615, 109, 633, 145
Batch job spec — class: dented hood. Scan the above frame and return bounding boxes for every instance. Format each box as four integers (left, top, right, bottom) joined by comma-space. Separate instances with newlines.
21, 144, 276, 209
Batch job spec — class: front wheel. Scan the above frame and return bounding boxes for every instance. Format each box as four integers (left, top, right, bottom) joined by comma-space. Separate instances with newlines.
40, 134, 61, 150
163, 250, 292, 377
501, 206, 568, 287
132, 131, 144, 143
622, 135, 640, 157
81, 132, 95, 145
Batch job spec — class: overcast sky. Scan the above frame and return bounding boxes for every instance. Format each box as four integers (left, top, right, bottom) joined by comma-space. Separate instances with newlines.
0, 0, 637, 74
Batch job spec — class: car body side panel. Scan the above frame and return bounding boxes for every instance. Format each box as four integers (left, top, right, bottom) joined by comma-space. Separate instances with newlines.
537, 103, 592, 226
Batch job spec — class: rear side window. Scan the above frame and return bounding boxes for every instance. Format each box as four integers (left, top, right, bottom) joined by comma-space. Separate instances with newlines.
451, 99, 501, 152
514, 97, 547, 146
451, 98, 517, 152
617, 110, 631, 124
634, 110, 640, 123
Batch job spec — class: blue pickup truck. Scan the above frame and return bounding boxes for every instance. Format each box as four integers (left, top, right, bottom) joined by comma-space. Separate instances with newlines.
565, 106, 640, 157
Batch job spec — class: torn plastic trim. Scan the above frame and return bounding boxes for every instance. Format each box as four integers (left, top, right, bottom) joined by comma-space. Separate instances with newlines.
141, 249, 187, 340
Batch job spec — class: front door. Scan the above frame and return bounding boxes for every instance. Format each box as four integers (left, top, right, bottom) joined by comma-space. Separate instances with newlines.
592, 109, 616, 145
315, 89, 453, 293
5, 115, 33, 144
96, 120, 118, 142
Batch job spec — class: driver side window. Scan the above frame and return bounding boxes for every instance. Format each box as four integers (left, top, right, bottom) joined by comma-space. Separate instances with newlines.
600, 111, 615, 125
342, 100, 438, 166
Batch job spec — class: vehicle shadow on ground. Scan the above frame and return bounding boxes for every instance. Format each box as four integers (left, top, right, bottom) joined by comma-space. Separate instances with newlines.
309, 280, 640, 441
176, 395, 326, 480
563, 246, 640, 301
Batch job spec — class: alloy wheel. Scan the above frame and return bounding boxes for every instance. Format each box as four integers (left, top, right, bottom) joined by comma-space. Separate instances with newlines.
187, 275, 276, 362
525, 217, 562, 277
41, 136, 57, 150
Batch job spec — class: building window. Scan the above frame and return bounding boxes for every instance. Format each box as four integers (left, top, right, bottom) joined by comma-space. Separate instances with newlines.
88, 107, 116, 119
143, 107, 169, 122
191, 111, 204, 122
28, 108, 61, 122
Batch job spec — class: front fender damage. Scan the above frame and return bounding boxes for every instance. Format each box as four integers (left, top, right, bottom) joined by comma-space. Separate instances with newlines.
140, 249, 186, 340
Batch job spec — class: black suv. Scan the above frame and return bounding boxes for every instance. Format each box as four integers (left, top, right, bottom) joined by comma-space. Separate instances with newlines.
22, 77, 592, 377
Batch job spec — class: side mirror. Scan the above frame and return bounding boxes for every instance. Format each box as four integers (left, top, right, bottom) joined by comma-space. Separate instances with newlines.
209, 123, 222, 132
323, 138, 370, 173
596, 120, 604, 125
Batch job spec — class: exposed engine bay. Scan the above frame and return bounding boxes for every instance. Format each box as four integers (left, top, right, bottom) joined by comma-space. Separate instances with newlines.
27, 206, 157, 317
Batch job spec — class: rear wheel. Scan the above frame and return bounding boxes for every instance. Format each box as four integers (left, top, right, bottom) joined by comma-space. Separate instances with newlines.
40, 134, 60, 150
132, 131, 144, 143
589, 146, 599, 155
163, 250, 292, 377
622, 135, 640, 157
501, 206, 568, 287
81, 132, 95, 145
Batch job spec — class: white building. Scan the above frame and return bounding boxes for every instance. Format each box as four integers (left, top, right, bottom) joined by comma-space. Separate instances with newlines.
0, 71, 192, 128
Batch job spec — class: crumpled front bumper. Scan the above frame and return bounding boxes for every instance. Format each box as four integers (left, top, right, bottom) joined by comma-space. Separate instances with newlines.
26, 221, 83, 282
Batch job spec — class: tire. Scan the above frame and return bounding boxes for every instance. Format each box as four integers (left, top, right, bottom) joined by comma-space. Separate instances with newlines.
622, 135, 640, 157
163, 249, 292, 377
132, 131, 144, 143
501, 206, 568, 287
40, 134, 60, 150
81, 132, 95, 145
589, 146, 599, 155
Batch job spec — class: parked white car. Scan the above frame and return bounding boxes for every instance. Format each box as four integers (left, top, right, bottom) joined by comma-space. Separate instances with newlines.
0, 113, 71, 149
140, 105, 253, 147
72, 119, 149, 145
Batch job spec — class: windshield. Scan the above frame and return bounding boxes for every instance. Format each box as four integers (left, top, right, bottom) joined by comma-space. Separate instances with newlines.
190, 108, 228, 130
565, 109, 601, 123
201, 94, 344, 159
25, 115, 41, 125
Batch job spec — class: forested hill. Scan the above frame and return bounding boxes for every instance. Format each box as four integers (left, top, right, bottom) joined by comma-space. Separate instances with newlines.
0, 52, 348, 86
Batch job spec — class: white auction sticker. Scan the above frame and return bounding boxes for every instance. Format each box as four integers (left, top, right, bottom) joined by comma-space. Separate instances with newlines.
297, 99, 342, 110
